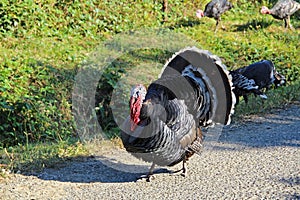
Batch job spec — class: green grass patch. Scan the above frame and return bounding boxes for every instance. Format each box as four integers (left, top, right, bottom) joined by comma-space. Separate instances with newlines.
0, 139, 88, 176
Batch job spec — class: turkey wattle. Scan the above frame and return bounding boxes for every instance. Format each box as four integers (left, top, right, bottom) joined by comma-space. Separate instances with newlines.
231, 60, 286, 104
196, 0, 233, 32
120, 47, 235, 181
261, 0, 300, 29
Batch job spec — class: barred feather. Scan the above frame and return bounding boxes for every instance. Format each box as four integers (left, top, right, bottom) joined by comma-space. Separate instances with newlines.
270, 0, 300, 19
261, 0, 300, 28
231, 60, 285, 104
120, 47, 235, 179
203, 0, 233, 19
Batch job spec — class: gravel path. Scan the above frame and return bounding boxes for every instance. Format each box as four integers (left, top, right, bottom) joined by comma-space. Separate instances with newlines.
1, 103, 300, 200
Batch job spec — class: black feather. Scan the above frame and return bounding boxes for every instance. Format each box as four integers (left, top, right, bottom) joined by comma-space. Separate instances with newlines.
120, 48, 235, 180
231, 60, 286, 104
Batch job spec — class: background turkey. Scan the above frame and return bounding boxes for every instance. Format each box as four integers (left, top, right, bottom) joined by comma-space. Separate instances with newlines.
261, 0, 300, 29
231, 60, 286, 104
230, 71, 267, 105
196, 0, 233, 32
120, 47, 235, 181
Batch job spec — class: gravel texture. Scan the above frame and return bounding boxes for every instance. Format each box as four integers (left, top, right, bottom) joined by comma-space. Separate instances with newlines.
1, 103, 299, 200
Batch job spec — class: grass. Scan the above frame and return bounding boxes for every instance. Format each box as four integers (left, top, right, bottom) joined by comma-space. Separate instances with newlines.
0, 140, 88, 176
233, 80, 300, 120
0, 0, 299, 177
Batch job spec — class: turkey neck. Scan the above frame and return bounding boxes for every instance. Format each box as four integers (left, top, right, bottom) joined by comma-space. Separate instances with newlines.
139, 73, 209, 127
138, 84, 170, 125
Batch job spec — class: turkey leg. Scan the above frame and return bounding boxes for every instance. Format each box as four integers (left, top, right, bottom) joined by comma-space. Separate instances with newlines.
137, 162, 156, 182
214, 19, 220, 33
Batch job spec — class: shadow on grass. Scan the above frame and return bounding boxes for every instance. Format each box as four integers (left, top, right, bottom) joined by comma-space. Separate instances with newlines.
234, 19, 273, 31
167, 18, 202, 29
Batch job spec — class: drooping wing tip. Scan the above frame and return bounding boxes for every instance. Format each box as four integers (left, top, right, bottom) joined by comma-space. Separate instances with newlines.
259, 94, 268, 99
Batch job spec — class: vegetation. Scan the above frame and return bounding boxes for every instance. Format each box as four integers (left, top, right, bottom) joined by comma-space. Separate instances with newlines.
0, 0, 299, 174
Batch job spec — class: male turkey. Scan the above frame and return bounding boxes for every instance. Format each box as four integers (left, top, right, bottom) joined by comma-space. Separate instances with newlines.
231, 60, 286, 104
196, 0, 233, 32
120, 47, 235, 181
261, 0, 300, 29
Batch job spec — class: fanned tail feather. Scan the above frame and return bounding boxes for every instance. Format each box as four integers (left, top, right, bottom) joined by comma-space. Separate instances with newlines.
161, 47, 235, 126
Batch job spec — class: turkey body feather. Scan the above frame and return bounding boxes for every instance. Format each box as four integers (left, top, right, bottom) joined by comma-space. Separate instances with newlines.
231, 60, 286, 104
196, 0, 233, 32
269, 0, 300, 19
204, 0, 233, 19
122, 74, 203, 167
120, 47, 235, 181
261, 0, 300, 28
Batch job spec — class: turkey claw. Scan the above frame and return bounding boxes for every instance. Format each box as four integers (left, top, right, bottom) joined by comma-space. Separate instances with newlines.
137, 174, 155, 182
146, 175, 155, 182
172, 168, 186, 177
180, 171, 186, 177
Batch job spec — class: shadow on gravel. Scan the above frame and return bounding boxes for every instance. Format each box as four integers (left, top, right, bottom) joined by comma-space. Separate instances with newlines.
28, 104, 300, 183
218, 104, 300, 149
35, 155, 171, 183
278, 176, 300, 199
279, 176, 300, 186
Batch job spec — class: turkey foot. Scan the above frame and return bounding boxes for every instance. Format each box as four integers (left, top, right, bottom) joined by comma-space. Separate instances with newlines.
137, 163, 155, 182
137, 174, 155, 182
172, 160, 187, 177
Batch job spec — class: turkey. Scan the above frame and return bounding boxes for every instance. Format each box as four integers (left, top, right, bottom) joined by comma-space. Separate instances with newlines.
261, 0, 300, 29
120, 47, 235, 181
196, 0, 233, 32
231, 60, 286, 104
230, 70, 267, 105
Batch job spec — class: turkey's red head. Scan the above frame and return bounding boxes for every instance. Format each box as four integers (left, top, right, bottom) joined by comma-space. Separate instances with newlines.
261, 6, 270, 14
129, 84, 147, 131
196, 10, 204, 18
